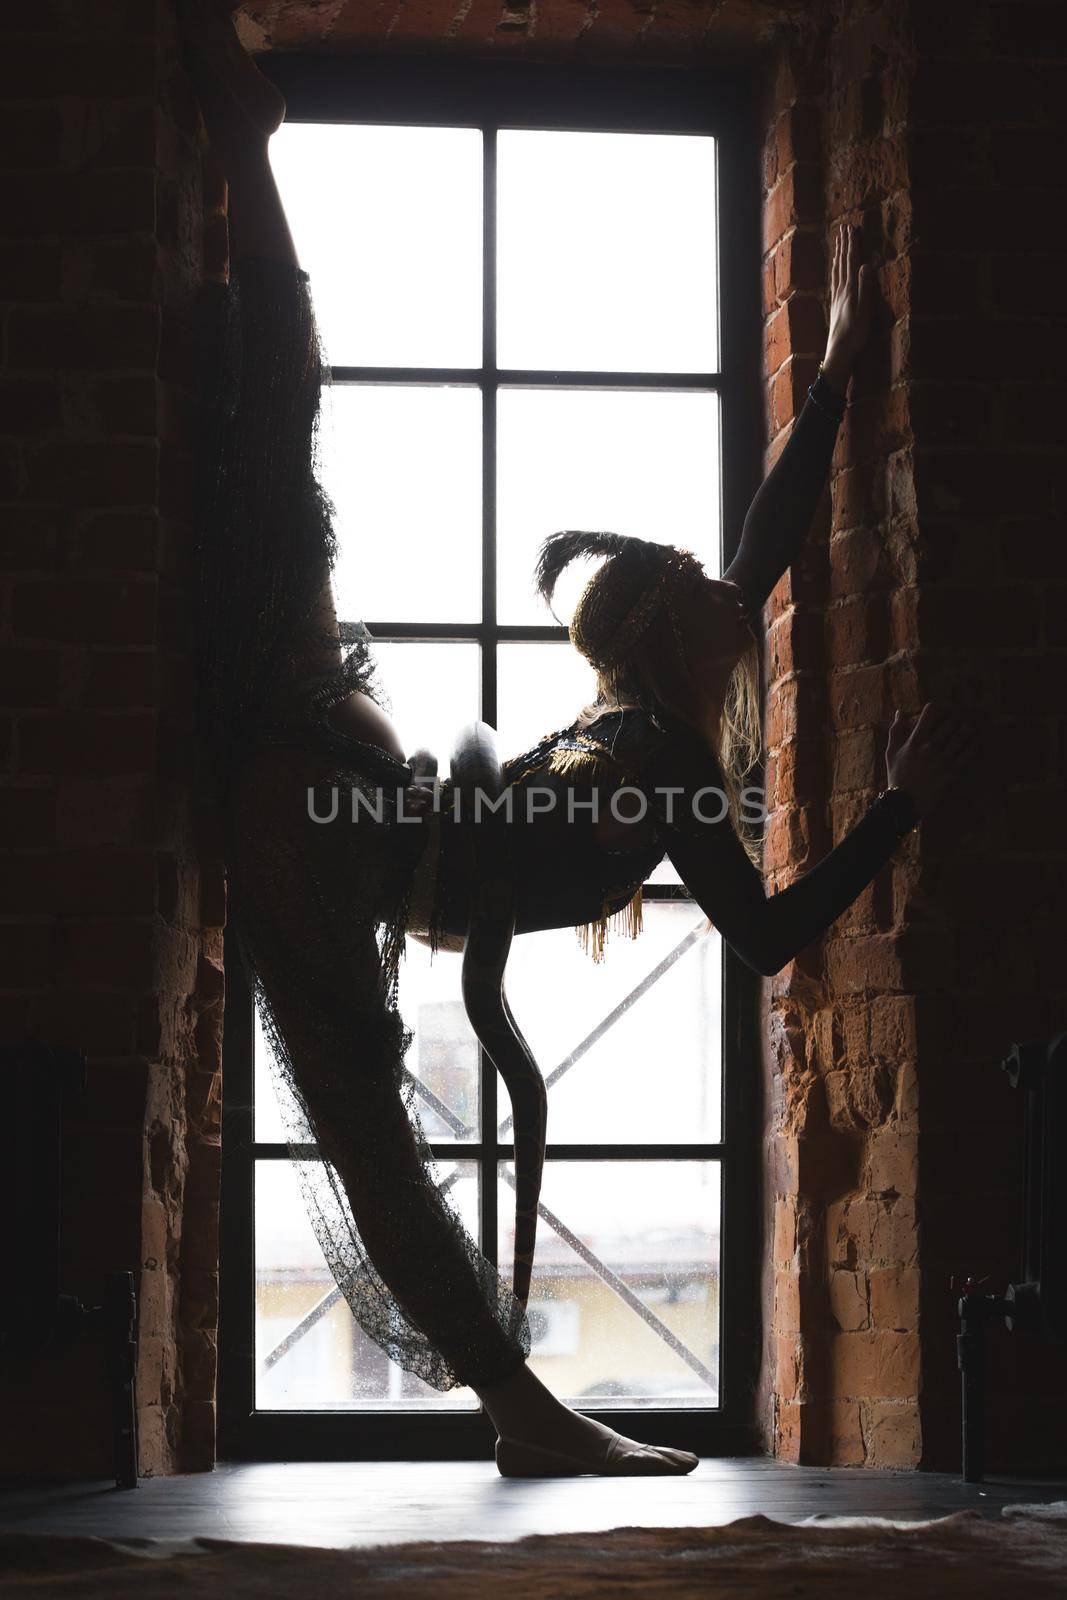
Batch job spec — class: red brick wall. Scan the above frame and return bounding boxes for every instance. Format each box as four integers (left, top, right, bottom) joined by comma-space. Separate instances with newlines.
0, 0, 225, 1476
758, 0, 1067, 1471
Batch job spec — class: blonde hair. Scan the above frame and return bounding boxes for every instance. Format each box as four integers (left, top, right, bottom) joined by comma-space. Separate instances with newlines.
578, 625, 764, 869
534, 530, 765, 870
715, 630, 763, 867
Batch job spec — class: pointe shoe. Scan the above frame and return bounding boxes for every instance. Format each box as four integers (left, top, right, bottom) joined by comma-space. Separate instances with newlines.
495, 1433, 699, 1478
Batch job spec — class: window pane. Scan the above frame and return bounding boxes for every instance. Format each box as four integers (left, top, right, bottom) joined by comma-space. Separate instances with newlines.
499, 1159, 720, 1407
255, 1158, 480, 1409
496, 640, 596, 757
320, 385, 481, 625
370, 640, 480, 761
399, 938, 478, 1141
646, 856, 682, 886
497, 388, 721, 625
501, 902, 722, 1145
497, 130, 718, 374
269, 123, 482, 367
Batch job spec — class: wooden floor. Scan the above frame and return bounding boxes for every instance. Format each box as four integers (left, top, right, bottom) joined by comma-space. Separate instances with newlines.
2, 1458, 1067, 1549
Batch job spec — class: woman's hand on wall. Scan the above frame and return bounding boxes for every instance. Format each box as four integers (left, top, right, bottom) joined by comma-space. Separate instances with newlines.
884, 702, 984, 818
822, 223, 878, 392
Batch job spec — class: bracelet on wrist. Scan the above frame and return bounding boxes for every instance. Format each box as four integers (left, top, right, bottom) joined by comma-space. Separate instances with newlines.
807, 364, 848, 425
818, 360, 850, 399
875, 783, 921, 838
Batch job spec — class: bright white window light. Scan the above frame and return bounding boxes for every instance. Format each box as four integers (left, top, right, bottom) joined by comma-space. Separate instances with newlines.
497, 129, 719, 374
269, 122, 483, 368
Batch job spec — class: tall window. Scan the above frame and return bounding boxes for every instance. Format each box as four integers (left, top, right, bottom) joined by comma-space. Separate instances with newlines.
220, 60, 762, 1460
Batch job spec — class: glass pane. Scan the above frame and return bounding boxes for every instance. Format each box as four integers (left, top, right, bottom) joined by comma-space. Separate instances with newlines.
398, 937, 478, 1141
499, 1159, 720, 1407
269, 123, 482, 367
497, 130, 718, 374
646, 857, 682, 886
320, 385, 480, 625
370, 640, 479, 762
255, 1158, 480, 1409
502, 901, 721, 1145
496, 641, 597, 758
497, 388, 721, 625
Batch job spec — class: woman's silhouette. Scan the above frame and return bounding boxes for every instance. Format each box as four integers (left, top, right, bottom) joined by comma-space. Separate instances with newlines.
180, 0, 979, 1476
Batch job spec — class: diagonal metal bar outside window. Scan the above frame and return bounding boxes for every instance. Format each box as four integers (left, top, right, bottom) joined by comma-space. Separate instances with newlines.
261, 1286, 343, 1372
499, 1166, 716, 1390
497, 919, 709, 1137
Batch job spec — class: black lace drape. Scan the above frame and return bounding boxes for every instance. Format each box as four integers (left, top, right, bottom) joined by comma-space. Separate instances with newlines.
194, 256, 530, 1392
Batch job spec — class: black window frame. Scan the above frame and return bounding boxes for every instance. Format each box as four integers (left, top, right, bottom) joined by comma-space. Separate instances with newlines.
219, 51, 765, 1463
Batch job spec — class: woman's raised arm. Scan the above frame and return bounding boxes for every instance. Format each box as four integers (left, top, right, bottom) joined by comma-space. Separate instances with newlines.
722, 224, 876, 618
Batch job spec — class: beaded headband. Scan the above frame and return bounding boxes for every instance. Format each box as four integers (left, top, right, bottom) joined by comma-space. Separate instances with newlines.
569, 544, 707, 672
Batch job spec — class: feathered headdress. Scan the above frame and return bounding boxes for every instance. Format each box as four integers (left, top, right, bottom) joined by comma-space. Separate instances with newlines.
535, 529, 706, 672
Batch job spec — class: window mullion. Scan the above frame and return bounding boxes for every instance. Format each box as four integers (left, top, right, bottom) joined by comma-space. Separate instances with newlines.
479, 122, 500, 1279
482, 121, 498, 719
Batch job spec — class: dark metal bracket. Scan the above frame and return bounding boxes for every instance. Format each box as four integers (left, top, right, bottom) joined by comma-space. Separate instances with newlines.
0, 1039, 139, 1490
954, 1030, 1067, 1482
